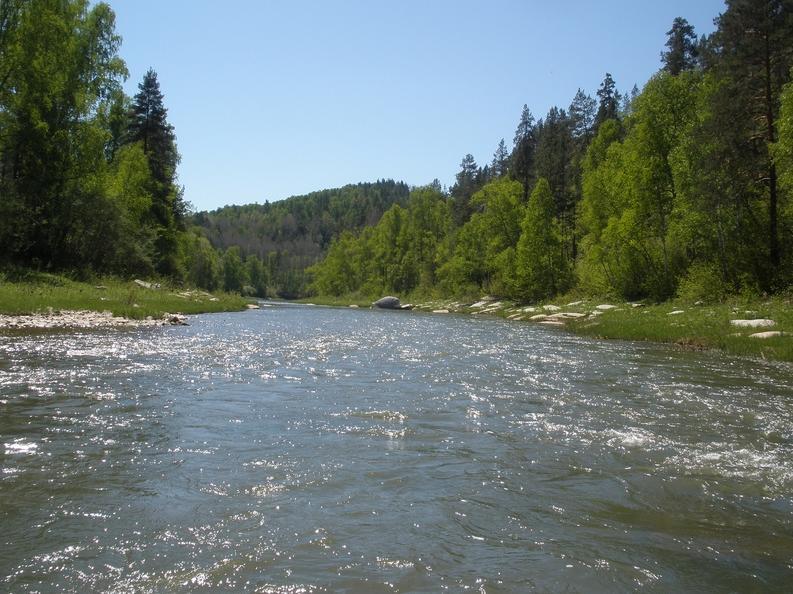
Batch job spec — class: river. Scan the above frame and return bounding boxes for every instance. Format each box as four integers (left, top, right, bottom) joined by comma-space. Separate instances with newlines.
1, 304, 792, 592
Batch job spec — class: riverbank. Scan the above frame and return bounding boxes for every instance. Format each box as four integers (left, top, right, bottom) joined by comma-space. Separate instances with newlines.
304, 294, 793, 363
0, 275, 251, 330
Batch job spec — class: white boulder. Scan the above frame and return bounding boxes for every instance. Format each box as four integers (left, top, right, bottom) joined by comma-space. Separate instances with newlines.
730, 319, 775, 329
749, 331, 784, 339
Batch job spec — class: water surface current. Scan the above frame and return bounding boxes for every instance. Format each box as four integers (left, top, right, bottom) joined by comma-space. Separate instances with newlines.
1, 304, 792, 592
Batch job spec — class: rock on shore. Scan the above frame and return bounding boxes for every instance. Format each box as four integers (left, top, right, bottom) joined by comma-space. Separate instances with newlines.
730, 319, 775, 329
373, 296, 401, 309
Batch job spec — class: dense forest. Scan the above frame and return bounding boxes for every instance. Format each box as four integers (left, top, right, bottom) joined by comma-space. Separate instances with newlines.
0, 0, 279, 297
191, 181, 409, 297
310, 3, 793, 303
2, 1, 793, 306
0, 0, 409, 298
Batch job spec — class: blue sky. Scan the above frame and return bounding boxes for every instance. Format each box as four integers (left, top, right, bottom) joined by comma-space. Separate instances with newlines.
112, 1, 726, 212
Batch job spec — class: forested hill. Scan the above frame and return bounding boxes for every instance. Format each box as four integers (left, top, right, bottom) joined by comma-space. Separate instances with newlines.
310, 8, 793, 304
190, 180, 410, 296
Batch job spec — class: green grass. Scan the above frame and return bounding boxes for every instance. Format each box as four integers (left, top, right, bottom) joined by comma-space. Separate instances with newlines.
0, 274, 251, 320
567, 298, 793, 362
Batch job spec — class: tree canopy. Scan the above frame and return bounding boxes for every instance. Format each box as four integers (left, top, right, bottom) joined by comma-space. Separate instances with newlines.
3, 2, 792, 306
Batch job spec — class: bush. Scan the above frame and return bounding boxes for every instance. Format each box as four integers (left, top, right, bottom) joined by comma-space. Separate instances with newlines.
676, 262, 728, 303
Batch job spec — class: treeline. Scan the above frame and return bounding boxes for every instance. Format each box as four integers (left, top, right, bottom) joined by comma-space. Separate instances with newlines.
0, 0, 275, 296
190, 180, 410, 297
311, 4, 793, 303
0, 0, 411, 299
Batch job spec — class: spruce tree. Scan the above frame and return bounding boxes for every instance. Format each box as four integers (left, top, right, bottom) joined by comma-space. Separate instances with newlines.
127, 68, 182, 227
511, 104, 537, 199
595, 73, 621, 126
491, 139, 509, 177
662, 17, 699, 75
126, 68, 184, 274
568, 89, 596, 146
450, 153, 479, 225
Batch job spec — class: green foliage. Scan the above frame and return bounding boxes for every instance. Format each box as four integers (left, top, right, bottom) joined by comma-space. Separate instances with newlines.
661, 17, 699, 75
450, 154, 481, 225
595, 73, 621, 126
514, 179, 571, 300
708, 0, 793, 277
184, 233, 221, 291
440, 177, 524, 295
192, 180, 409, 297
0, 0, 127, 270
579, 73, 699, 300
511, 104, 537, 197
222, 246, 247, 294
2, 0, 792, 313
245, 255, 268, 297
774, 70, 793, 280
308, 186, 451, 298
676, 262, 729, 303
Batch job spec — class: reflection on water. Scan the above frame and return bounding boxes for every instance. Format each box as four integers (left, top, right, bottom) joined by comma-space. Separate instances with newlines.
1, 304, 792, 592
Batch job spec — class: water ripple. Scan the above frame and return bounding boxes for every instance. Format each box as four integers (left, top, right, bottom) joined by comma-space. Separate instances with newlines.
1, 306, 792, 591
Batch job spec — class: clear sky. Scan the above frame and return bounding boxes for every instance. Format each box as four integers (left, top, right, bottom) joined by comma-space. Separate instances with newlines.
112, 1, 726, 212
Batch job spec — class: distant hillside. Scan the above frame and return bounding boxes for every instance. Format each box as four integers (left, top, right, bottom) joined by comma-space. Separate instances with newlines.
190, 180, 410, 297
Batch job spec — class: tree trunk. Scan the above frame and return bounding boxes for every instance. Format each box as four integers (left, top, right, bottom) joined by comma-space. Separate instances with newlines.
764, 29, 780, 270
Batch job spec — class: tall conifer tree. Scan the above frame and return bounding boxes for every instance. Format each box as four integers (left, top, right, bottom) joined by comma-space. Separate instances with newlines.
511, 104, 537, 199
595, 73, 621, 126
710, 0, 793, 273
662, 17, 699, 75
126, 68, 184, 274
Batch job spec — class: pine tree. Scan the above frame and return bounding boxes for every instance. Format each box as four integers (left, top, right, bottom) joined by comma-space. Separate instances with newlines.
567, 89, 598, 260
595, 73, 621, 126
491, 138, 509, 177
511, 104, 537, 199
513, 104, 535, 147
534, 107, 575, 261
568, 89, 596, 146
662, 17, 699, 75
620, 84, 640, 118
126, 68, 185, 275
450, 153, 479, 225
127, 68, 182, 227
710, 0, 793, 274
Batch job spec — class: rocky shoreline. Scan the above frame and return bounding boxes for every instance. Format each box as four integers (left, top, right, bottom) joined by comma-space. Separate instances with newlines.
0, 309, 188, 330
368, 295, 787, 342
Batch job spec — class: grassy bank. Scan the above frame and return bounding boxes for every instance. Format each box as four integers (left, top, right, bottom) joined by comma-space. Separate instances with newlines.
0, 273, 250, 320
303, 291, 793, 362
567, 299, 793, 362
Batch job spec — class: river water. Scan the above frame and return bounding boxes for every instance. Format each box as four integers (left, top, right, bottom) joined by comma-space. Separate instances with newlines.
1, 304, 792, 592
